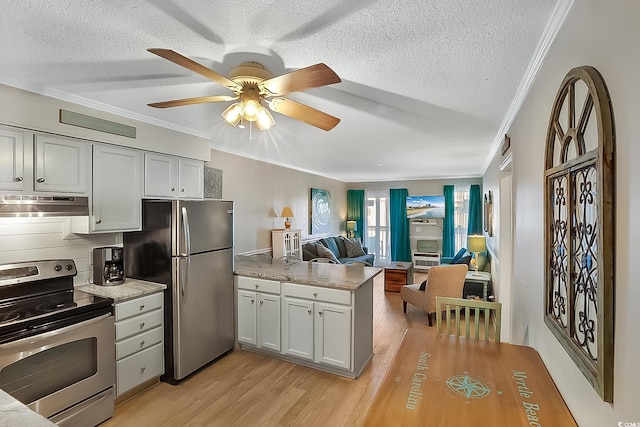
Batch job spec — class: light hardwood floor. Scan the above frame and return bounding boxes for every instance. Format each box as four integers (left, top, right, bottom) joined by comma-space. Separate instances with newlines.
102, 272, 435, 427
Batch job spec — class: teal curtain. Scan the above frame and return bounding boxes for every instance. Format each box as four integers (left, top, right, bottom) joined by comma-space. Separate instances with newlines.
346, 189, 365, 240
467, 184, 483, 235
442, 185, 455, 257
390, 188, 411, 262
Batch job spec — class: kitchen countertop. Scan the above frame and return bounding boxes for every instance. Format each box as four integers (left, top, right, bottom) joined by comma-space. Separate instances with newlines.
0, 389, 56, 427
234, 255, 382, 290
77, 278, 166, 302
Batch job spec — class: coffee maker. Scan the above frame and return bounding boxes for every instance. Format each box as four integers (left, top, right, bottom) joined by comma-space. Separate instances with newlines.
93, 246, 125, 286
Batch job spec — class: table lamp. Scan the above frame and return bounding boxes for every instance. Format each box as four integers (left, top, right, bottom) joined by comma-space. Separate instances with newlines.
467, 235, 487, 276
280, 207, 294, 229
346, 220, 357, 238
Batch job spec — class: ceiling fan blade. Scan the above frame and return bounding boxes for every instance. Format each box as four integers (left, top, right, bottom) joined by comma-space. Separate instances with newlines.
148, 48, 241, 92
259, 63, 341, 96
148, 95, 238, 109
269, 98, 340, 131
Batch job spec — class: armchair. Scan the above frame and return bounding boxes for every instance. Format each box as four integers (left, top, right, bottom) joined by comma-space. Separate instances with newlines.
400, 264, 468, 326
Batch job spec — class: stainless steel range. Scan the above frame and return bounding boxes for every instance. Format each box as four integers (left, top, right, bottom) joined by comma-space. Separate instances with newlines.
0, 259, 115, 426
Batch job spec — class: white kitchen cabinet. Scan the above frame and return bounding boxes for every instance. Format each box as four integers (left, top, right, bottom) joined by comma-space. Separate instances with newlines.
0, 127, 25, 191
237, 277, 281, 352
0, 128, 90, 194
314, 302, 351, 369
114, 292, 164, 397
282, 283, 352, 369
34, 134, 90, 194
72, 143, 143, 233
143, 153, 203, 200
282, 298, 314, 360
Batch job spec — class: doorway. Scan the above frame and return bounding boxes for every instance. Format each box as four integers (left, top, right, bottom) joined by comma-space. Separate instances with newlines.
365, 189, 390, 266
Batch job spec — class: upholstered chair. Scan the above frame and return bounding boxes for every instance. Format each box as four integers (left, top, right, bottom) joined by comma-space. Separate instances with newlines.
400, 264, 468, 326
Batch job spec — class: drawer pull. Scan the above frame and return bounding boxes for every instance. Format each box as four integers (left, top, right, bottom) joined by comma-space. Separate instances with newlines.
319, 311, 323, 316
313, 292, 318, 297
307, 309, 312, 315
260, 299, 263, 305
139, 304, 145, 311
14, 176, 23, 182
37, 177, 45, 183
255, 284, 259, 289
139, 322, 145, 329
140, 340, 145, 347
140, 366, 146, 374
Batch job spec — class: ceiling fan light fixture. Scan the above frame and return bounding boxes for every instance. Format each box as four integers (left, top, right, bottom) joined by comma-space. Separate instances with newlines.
256, 107, 275, 130
222, 103, 242, 126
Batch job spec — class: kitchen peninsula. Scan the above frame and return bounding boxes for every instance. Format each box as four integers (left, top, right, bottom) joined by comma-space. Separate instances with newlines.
234, 255, 381, 378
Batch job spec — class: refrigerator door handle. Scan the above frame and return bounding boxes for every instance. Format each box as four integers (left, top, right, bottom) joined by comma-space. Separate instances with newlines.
180, 256, 190, 299
180, 206, 191, 256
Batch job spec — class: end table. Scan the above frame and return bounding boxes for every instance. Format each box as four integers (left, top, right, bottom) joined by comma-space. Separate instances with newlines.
384, 262, 414, 292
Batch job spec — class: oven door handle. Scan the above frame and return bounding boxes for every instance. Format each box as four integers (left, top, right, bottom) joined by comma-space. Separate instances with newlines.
0, 313, 113, 350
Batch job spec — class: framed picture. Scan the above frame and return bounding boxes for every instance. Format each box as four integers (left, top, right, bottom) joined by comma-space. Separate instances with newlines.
310, 188, 331, 234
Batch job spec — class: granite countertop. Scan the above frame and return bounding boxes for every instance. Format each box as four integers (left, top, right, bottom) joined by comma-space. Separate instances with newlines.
235, 255, 382, 290
0, 389, 56, 427
77, 278, 166, 302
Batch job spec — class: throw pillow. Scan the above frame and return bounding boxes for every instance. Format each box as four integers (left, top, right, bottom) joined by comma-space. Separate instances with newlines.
451, 247, 467, 264
419, 279, 427, 291
455, 255, 472, 266
316, 244, 340, 264
345, 238, 366, 257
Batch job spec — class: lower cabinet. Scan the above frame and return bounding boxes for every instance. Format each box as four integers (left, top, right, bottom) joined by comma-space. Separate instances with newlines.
114, 292, 164, 397
282, 283, 352, 370
236, 275, 357, 375
237, 277, 281, 352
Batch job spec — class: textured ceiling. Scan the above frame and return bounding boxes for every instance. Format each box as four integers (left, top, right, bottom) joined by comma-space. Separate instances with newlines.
0, 0, 558, 182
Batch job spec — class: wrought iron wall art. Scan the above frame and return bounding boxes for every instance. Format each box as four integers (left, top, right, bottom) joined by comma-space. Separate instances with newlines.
544, 66, 615, 402
484, 191, 493, 237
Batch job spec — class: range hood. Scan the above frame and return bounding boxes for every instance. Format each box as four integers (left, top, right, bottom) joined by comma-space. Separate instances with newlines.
0, 195, 89, 217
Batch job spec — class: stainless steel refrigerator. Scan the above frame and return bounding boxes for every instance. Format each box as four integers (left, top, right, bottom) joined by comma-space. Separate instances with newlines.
123, 199, 234, 383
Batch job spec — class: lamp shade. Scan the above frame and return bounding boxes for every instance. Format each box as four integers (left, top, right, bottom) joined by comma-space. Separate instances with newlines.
280, 207, 294, 218
467, 235, 487, 253
346, 220, 357, 232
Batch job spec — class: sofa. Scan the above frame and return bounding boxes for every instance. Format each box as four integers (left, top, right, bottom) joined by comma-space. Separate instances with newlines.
302, 236, 375, 266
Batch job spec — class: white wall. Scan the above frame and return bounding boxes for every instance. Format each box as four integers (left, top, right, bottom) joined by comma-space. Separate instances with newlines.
206, 149, 348, 254
486, 0, 640, 424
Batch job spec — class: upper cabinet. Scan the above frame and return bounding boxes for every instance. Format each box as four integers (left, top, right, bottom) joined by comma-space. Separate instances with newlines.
144, 153, 203, 200
0, 127, 25, 191
71, 144, 143, 233
34, 135, 90, 194
0, 128, 90, 194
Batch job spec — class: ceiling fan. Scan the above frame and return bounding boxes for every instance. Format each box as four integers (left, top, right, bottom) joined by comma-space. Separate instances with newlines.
147, 49, 342, 131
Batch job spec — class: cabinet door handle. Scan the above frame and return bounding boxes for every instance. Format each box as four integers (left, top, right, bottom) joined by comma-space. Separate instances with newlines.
181, 188, 185, 192
14, 176, 23, 182
140, 340, 145, 347
313, 292, 318, 297
318, 311, 323, 316
250, 298, 254, 304
307, 309, 312, 315
95, 219, 102, 224
139, 322, 145, 329
139, 304, 145, 311
140, 366, 146, 374
255, 284, 259, 289
36, 177, 45, 183
171, 187, 175, 191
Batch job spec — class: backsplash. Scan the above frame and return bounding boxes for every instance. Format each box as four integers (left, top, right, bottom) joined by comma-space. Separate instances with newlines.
0, 217, 121, 285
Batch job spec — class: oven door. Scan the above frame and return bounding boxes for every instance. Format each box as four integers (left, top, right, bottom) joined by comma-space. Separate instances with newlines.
0, 313, 115, 420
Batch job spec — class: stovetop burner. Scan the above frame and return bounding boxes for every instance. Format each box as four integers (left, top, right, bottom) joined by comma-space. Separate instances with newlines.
0, 259, 114, 342
0, 312, 20, 324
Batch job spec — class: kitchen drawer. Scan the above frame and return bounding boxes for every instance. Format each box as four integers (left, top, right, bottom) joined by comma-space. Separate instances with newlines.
116, 325, 163, 360
115, 292, 163, 321
115, 308, 163, 341
237, 276, 281, 294
284, 283, 351, 305
116, 342, 164, 396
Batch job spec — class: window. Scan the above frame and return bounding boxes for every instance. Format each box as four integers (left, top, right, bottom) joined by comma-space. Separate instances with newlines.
365, 189, 389, 265
453, 185, 470, 251
544, 66, 615, 402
